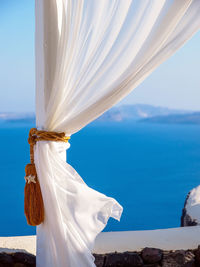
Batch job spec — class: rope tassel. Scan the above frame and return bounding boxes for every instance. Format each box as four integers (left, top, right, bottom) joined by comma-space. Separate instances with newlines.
24, 163, 44, 226
24, 128, 70, 226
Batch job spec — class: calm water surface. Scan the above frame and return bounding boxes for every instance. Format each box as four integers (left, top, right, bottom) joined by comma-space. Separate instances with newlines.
0, 121, 200, 236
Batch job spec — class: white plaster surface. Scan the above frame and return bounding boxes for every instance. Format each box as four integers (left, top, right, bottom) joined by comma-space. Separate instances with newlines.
0, 226, 200, 256
186, 186, 200, 224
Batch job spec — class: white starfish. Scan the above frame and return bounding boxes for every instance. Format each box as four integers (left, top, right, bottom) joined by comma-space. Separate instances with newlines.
25, 175, 36, 184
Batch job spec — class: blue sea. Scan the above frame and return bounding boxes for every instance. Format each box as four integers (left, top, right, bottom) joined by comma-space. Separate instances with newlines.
0, 121, 200, 237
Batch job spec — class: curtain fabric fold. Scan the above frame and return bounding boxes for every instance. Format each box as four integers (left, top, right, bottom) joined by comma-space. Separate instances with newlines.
35, 0, 200, 266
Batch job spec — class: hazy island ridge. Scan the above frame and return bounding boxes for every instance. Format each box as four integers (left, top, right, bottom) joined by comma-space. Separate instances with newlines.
0, 104, 199, 125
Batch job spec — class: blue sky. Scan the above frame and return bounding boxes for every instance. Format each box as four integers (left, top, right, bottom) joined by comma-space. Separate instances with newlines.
0, 1, 199, 113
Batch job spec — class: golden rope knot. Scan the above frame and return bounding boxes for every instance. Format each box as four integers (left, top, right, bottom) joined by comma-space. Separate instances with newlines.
28, 128, 70, 146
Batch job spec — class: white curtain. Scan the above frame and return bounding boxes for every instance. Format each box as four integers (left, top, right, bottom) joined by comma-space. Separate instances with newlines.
34, 0, 200, 266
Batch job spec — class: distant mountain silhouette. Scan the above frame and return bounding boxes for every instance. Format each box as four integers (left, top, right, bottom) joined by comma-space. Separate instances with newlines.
139, 112, 200, 125
0, 105, 198, 124
0, 112, 35, 123
97, 104, 188, 122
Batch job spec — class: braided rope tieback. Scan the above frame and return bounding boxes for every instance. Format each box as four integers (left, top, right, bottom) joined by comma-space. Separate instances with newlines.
24, 128, 70, 226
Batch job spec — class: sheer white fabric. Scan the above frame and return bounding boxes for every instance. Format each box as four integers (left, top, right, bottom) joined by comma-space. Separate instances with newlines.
35, 0, 200, 266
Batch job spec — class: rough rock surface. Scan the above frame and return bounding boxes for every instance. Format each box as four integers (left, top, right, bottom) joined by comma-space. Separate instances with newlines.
162, 250, 195, 267
102, 252, 144, 267
0, 252, 35, 267
195, 246, 200, 266
141, 247, 162, 264
1, 247, 200, 266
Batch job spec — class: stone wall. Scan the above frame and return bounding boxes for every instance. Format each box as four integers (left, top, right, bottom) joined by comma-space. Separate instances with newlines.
94, 246, 200, 267
0, 246, 200, 267
0, 252, 35, 267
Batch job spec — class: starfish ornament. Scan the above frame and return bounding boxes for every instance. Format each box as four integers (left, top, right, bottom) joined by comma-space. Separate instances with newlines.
25, 175, 36, 184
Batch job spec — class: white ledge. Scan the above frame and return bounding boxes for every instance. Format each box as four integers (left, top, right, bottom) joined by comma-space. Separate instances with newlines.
0, 226, 200, 255
94, 226, 200, 253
